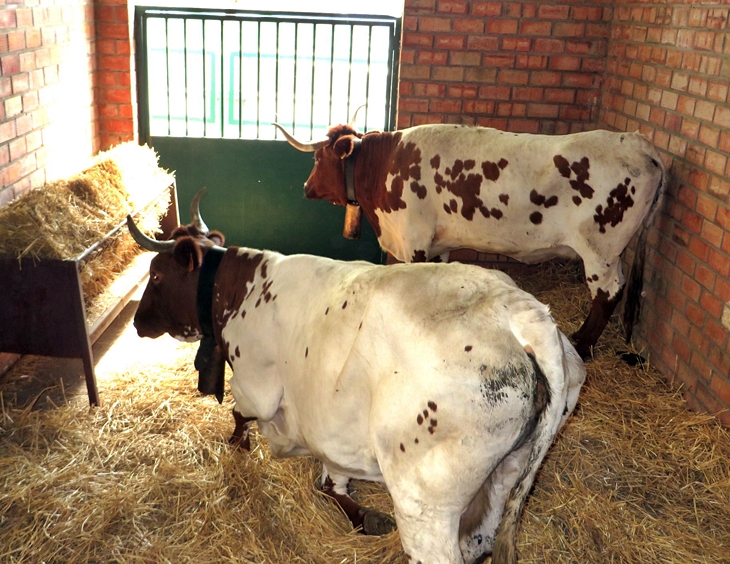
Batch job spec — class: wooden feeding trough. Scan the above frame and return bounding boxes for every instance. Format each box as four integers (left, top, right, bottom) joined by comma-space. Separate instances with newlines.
0, 145, 179, 406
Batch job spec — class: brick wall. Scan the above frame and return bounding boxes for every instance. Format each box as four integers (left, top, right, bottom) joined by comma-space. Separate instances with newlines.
95, 0, 135, 150
400, 0, 612, 134
598, 2, 730, 427
0, 0, 135, 207
1, 0, 97, 205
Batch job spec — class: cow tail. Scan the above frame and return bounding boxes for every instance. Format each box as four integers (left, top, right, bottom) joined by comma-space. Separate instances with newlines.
622, 156, 666, 344
492, 332, 568, 564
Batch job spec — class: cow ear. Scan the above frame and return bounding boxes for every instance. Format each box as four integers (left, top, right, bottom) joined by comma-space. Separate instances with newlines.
172, 236, 203, 272
208, 230, 225, 246
333, 135, 356, 159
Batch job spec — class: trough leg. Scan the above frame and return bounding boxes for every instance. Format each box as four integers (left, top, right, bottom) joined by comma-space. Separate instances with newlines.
319, 468, 396, 536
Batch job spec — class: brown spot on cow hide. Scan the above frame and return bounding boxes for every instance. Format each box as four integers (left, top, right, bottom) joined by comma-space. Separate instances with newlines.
235, 346, 241, 357
591, 274, 599, 282
358, 321, 362, 330
481, 161, 500, 182
573, 196, 582, 206
530, 211, 543, 224
417, 414, 424, 425
423, 409, 429, 419
414, 438, 419, 444
412, 250, 427, 262
530, 189, 558, 208
554, 155, 594, 198
400, 443, 406, 452
449, 199, 459, 213
305, 347, 309, 358
411, 181, 427, 199
499, 194, 509, 205
432, 158, 505, 221
342, 300, 348, 309
443, 203, 451, 214
212, 251, 264, 340
428, 401, 437, 411
260, 260, 268, 279
430, 154, 440, 169
465, 345, 472, 352
490, 208, 503, 219
594, 179, 635, 233
325, 307, 329, 315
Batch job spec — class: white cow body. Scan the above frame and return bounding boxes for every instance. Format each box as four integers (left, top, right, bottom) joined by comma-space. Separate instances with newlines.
276, 122, 666, 358
215, 250, 585, 564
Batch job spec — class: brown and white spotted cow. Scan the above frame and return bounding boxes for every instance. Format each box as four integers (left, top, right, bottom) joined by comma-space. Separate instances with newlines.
274, 123, 666, 359
127, 194, 585, 564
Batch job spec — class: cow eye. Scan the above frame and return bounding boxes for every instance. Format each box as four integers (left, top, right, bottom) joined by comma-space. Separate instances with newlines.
150, 271, 160, 284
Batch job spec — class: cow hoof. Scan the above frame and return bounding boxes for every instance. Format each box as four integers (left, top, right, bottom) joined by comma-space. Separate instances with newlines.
228, 434, 251, 451
359, 508, 396, 535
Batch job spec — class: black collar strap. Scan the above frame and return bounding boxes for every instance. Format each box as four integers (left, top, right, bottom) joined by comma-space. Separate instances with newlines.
344, 137, 362, 204
194, 246, 227, 403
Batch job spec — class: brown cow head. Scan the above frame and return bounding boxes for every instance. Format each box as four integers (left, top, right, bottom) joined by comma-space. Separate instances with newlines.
128, 190, 225, 341
128, 189, 227, 401
273, 122, 364, 206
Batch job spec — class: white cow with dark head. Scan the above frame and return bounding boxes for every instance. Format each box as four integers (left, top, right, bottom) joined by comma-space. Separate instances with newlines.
275, 122, 666, 359
127, 193, 585, 564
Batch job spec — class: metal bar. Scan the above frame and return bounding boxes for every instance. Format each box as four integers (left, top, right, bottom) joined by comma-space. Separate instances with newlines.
165, 17, 171, 135
184, 18, 189, 135
221, 20, 225, 137
133, 7, 150, 143
203, 19, 207, 137
328, 24, 335, 126
275, 21, 280, 126
365, 25, 373, 130
256, 20, 261, 138
346, 25, 353, 123
293, 22, 298, 133
239, 19, 243, 138
310, 24, 317, 138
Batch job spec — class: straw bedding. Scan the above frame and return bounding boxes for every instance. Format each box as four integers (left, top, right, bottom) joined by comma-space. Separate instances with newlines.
0, 261, 728, 563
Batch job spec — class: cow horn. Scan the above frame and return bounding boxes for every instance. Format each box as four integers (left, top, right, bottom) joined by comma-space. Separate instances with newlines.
349, 104, 366, 127
190, 188, 210, 235
126, 215, 175, 252
272, 123, 329, 152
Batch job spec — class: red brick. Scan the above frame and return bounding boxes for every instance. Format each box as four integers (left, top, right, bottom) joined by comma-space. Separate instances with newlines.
466, 35, 498, 51
710, 374, 730, 407
705, 319, 728, 348
682, 275, 702, 302
419, 17, 451, 32
486, 19, 518, 35
436, 0, 468, 14
672, 331, 692, 361
435, 35, 465, 49
702, 222, 724, 250
497, 69, 528, 85
403, 32, 433, 48
695, 264, 716, 291
538, 5, 570, 19
501, 37, 531, 52
447, 84, 477, 98
453, 19, 484, 33
689, 236, 710, 262
534, 38, 565, 53
0, 9, 16, 29
520, 21, 551, 36
700, 290, 724, 320
471, 2, 501, 17
430, 98, 462, 113
484, 54, 515, 67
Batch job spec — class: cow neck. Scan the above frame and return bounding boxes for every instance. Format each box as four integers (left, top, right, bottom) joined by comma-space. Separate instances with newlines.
344, 137, 362, 204
194, 246, 227, 403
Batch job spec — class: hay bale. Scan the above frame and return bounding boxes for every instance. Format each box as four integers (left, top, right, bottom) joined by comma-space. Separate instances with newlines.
0, 262, 728, 563
0, 143, 173, 315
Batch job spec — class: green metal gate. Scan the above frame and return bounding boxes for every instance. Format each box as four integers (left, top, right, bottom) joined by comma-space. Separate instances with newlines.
134, 6, 401, 262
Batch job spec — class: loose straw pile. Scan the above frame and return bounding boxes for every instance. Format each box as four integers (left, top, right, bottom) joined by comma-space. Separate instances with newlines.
0, 261, 727, 563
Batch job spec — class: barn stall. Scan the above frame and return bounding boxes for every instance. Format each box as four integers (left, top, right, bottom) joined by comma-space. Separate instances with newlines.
0, 258, 728, 563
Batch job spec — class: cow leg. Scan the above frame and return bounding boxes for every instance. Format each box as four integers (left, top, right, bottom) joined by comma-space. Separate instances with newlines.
572, 286, 624, 359
229, 408, 255, 450
458, 445, 532, 563
319, 467, 396, 535
572, 254, 625, 359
